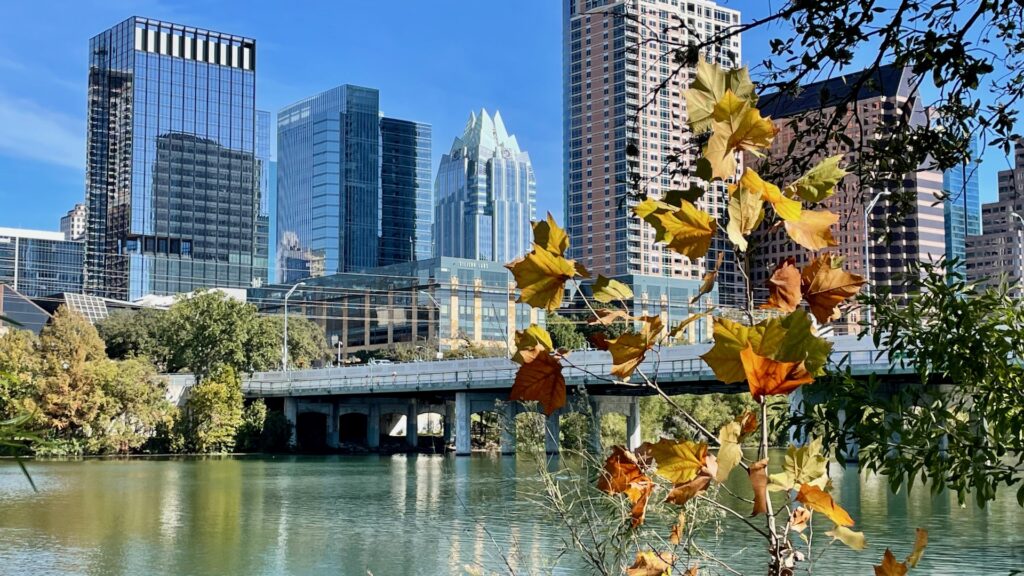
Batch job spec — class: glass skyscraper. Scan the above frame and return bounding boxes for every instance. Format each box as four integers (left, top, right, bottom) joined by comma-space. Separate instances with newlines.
254, 110, 272, 286
276, 85, 432, 283
85, 17, 259, 300
943, 137, 982, 271
434, 110, 536, 262
0, 228, 84, 297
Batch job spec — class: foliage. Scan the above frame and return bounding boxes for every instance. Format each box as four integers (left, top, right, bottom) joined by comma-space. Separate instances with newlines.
96, 308, 171, 369
0, 329, 39, 420
34, 306, 107, 437
259, 409, 294, 452
236, 399, 268, 452
85, 357, 176, 454
181, 364, 244, 453
258, 314, 331, 369
546, 313, 586, 351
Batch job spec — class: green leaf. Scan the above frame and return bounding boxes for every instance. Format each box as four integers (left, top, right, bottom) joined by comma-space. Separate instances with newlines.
786, 155, 847, 203
592, 275, 634, 304
768, 437, 830, 491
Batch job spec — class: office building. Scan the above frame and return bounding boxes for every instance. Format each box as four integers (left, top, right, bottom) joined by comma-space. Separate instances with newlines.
434, 109, 536, 262
60, 204, 88, 241
942, 137, 982, 271
276, 85, 432, 283
254, 110, 272, 286
967, 141, 1024, 288
562, 0, 743, 308
85, 17, 259, 301
0, 227, 84, 297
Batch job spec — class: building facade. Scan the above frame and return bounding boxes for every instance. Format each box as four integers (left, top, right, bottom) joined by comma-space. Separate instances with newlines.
967, 141, 1024, 288
562, 0, 742, 307
434, 110, 536, 263
276, 85, 432, 283
942, 136, 982, 272
85, 17, 259, 301
60, 204, 88, 241
254, 110, 272, 286
0, 227, 84, 297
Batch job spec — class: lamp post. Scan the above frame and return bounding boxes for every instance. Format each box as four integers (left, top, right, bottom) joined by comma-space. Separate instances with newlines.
1011, 212, 1024, 291
331, 334, 344, 366
282, 281, 305, 371
418, 289, 444, 359
863, 188, 890, 328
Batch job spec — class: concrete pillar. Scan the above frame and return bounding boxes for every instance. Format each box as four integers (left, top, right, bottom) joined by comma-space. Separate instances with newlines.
406, 400, 419, 450
367, 403, 380, 450
545, 412, 560, 455
589, 398, 603, 454
283, 397, 298, 448
327, 401, 340, 449
626, 397, 642, 451
455, 392, 471, 456
443, 401, 455, 445
500, 402, 517, 455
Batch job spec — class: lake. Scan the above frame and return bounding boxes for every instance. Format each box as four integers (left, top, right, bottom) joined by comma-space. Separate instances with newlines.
0, 454, 1020, 575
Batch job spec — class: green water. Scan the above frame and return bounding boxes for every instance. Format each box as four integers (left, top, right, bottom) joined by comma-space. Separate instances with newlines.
0, 454, 1020, 575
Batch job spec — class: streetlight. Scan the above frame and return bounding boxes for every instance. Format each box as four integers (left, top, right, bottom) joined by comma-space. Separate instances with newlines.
863, 187, 890, 328
282, 281, 305, 371
418, 289, 444, 359
1011, 212, 1024, 291
331, 334, 344, 366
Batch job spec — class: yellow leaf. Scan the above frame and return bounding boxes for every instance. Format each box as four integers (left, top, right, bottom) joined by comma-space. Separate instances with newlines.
740, 168, 800, 222
827, 525, 868, 551
740, 344, 815, 400
685, 60, 756, 133
511, 324, 553, 365
705, 91, 779, 180
874, 549, 909, 576
786, 155, 847, 203
783, 209, 840, 251
635, 198, 717, 260
691, 251, 725, 304
645, 438, 708, 484
715, 412, 755, 482
801, 252, 866, 324
627, 551, 676, 576
905, 528, 928, 567
607, 316, 663, 380
768, 437, 830, 492
796, 483, 854, 527
592, 275, 634, 303
506, 245, 577, 311
701, 311, 832, 384
532, 212, 568, 256
726, 180, 765, 252
510, 351, 565, 415
760, 257, 802, 313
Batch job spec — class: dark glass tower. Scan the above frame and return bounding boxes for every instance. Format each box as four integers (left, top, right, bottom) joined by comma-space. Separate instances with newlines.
380, 118, 432, 266
85, 17, 258, 300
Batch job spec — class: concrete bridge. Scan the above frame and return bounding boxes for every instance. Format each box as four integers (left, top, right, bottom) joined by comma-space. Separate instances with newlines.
169, 335, 904, 456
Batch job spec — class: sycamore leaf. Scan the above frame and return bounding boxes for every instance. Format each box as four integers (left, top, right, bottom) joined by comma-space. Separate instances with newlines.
874, 549, 909, 576
786, 155, 847, 203
749, 458, 770, 516
597, 445, 646, 495
646, 438, 708, 484
790, 507, 812, 533
592, 275, 634, 303
705, 91, 779, 180
574, 261, 591, 278
726, 180, 765, 252
665, 472, 713, 506
700, 317, 755, 384
740, 168, 800, 222
669, 311, 710, 339
669, 511, 685, 545
715, 411, 757, 482
740, 344, 815, 400
627, 551, 676, 576
664, 186, 706, 206
768, 437, 830, 491
801, 253, 866, 324
761, 257, 802, 313
635, 198, 716, 260
828, 525, 868, 551
506, 245, 577, 311
510, 352, 565, 415
590, 308, 632, 326
784, 209, 840, 251
685, 60, 756, 133
532, 212, 568, 256
608, 316, 663, 380
588, 331, 610, 351
691, 251, 725, 303
906, 528, 928, 567
797, 484, 854, 527
511, 324, 554, 365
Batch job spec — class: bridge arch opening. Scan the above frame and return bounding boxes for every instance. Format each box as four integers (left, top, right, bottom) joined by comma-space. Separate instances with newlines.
470, 410, 501, 451
379, 411, 409, 450
338, 412, 368, 446
296, 412, 328, 452
598, 411, 628, 451
514, 411, 545, 453
559, 411, 596, 452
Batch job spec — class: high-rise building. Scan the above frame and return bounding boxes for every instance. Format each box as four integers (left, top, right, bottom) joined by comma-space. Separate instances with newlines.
85, 17, 259, 301
942, 136, 982, 272
60, 204, 87, 241
0, 227, 84, 297
754, 65, 947, 324
254, 110, 272, 286
434, 110, 536, 262
276, 85, 432, 283
562, 0, 743, 313
967, 141, 1024, 288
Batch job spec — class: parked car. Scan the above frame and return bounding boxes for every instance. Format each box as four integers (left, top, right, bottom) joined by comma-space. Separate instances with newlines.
368, 358, 393, 366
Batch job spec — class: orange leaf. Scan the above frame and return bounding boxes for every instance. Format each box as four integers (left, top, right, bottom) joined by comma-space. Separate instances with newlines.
796, 484, 854, 527
739, 344, 815, 400
505, 245, 578, 311
627, 551, 676, 576
906, 528, 928, 567
597, 446, 646, 494
749, 458, 769, 516
873, 549, 909, 576
608, 315, 663, 380
691, 250, 725, 304
739, 411, 759, 436
789, 507, 812, 533
510, 351, 565, 415
629, 481, 655, 528
669, 512, 685, 545
665, 474, 712, 506
590, 308, 632, 326
761, 257, 802, 313
587, 331, 610, 351
783, 209, 840, 251
800, 253, 867, 324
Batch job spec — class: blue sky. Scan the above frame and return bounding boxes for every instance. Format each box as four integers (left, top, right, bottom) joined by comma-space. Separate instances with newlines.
0, 0, 1007, 232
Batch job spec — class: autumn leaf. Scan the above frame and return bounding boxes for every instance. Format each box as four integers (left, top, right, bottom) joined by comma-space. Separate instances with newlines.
790, 507, 812, 533
532, 212, 568, 256
874, 549, 909, 576
685, 60, 756, 133
598, 445, 646, 494
590, 308, 631, 326
761, 257, 802, 313
700, 317, 755, 384
588, 331, 610, 351
574, 261, 591, 278
749, 458, 770, 516
740, 344, 815, 400
669, 311, 710, 339
608, 316, 663, 380
665, 473, 713, 506
796, 484, 854, 527
827, 525, 868, 550
783, 209, 840, 251
646, 438, 708, 484
715, 411, 757, 482
906, 528, 928, 567
786, 155, 847, 203
705, 91, 779, 180
510, 352, 565, 415
726, 178, 765, 252
512, 324, 553, 365
741, 168, 801, 222
664, 186, 706, 206
506, 245, 578, 311
800, 253, 866, 324
635, 198, 717, 260
691, 251, 725, 303
768, 437, 829, 491
627, 551, 676, 576
669, 511, 685, 545
592, 275, 634, 303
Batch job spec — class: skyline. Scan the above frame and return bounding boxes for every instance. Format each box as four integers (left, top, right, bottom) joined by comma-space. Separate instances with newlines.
0, 0, 1011, 234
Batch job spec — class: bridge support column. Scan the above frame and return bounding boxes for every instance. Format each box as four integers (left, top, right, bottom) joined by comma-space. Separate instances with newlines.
544, 412, 560, 455
327, 401, 340, 449
406, 400, 418, 450
500, 402, 517, 455
283, 397, 297, 448
367, 402, 380, 451
626, 397, 642, 451
443, 401, 455, 446
455, 392, 471, 456
589, 398, 603, 454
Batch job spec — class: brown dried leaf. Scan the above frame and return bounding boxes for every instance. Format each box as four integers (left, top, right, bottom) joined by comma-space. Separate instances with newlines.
761, 257, 802, 313
749, 458, 769, 516
509, 352, 565, 415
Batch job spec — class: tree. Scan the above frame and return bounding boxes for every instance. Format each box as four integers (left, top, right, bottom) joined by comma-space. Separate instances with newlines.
85, 357, 176, 454
96, 308, 170, 369
34, 306, 107, 438
258, 315, 331, 369
546, 313, 586, 350
0, 328, 39, 420
182, 364, 244, 453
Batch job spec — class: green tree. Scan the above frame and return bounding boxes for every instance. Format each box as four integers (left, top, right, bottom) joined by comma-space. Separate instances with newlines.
96, 308, 170, 369
34, 306, 107, 438
236, 399, 268, 452
182, 364, 244, 453
162, 291, 269, 381
546, 313, 586, 350
85, 357, 176, 454
258, 315, 331, 369
0, 328, 39, 420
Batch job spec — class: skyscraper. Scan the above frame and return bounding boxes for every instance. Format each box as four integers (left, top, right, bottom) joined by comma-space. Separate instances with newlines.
563, 0, 742, 308
85, 17, 259, 300
943, 136, 981, 271
967, 141, 1024, 288
434, 110, 536, 262
276, 85, 432, 283
60, 204, 87, 241
0, 227, 84, 297
254, 110, 272, 286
